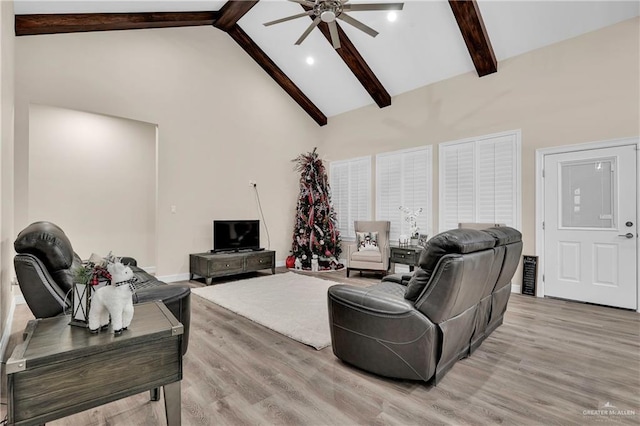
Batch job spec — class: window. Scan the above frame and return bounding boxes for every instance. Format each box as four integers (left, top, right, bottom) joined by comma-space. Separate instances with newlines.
376, 146, 432, 241
329, 156, 372, 241
439, 130, 521, 232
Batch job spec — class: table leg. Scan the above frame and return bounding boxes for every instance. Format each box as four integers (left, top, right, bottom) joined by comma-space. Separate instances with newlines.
150, 387, 161, 401
163, 381, 181, 426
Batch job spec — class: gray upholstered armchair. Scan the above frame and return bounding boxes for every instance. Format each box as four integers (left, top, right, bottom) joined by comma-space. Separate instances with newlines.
345, 221, 391, 277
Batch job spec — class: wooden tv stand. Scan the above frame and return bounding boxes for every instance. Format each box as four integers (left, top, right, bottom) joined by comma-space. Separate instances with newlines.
189, 250, 275, 285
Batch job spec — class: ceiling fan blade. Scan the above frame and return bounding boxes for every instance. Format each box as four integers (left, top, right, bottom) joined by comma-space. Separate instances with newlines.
295, 16, 321, 45
336, 12, 378, 38
328, 21, 341, 49
263, 11, 313, 27
288, 0, 317, 7
343, 3, 404, 11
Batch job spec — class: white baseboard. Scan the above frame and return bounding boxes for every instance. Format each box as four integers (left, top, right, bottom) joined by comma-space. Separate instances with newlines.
511, 283, 522, 294
156, 273, 191, 283
276, 260, 285, 267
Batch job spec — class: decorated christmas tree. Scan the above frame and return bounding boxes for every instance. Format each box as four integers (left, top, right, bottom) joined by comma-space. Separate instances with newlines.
289, 148, 343, 271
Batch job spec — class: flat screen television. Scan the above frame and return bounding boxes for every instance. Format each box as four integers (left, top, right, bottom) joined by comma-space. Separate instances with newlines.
213, 220, 260, 252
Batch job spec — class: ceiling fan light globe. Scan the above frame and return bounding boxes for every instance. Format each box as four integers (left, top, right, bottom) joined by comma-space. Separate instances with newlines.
321, 11, 336, 23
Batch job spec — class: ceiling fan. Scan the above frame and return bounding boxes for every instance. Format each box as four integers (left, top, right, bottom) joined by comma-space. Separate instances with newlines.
263, 0, 404, 49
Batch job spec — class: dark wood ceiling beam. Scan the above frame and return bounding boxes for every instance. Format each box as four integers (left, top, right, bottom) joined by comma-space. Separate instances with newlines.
448, 0, 497, 77
214, 1, 326, 125
16, 0, 327, 125
300, 4, 390, 108
213, 0, 259, 31
227, 25, 327, 126
15, 12, 220, 36
316, 21, 391, 108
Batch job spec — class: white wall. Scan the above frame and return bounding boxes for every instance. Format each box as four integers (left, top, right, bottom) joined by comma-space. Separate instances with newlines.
0, 0, 15, 344
318, 18, 640, 287
14, 16, 639, 283
28, 104, 156, 266
15, 26, 320, 278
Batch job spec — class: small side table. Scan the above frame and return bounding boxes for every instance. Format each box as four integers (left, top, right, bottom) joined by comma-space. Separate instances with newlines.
6, 301, 183, 426
390, 245, 423, 272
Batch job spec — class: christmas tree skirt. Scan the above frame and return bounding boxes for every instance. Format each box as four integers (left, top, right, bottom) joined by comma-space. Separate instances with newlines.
192, 272, 335, 350
288, 265, 342, 273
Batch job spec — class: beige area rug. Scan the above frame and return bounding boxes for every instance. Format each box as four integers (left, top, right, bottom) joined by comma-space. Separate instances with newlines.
192, 272, 337, 350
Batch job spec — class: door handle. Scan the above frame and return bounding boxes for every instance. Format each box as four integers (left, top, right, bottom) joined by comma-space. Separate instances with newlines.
618, 233, 634, 239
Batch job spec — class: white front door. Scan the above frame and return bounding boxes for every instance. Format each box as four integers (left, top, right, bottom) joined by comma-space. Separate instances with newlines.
544, 145, 637, 309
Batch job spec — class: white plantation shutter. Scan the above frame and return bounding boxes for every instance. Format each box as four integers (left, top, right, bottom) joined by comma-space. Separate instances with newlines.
376, 146, 432, 241
330, 161, 349, 238
439, 131, 521, 232
329, 157, 371, 240
441, 142, 475, 231
376, 153, 403, 239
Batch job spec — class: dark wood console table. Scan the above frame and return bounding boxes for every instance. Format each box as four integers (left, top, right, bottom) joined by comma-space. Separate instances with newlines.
6, 301, 183, 426
190, 249, 276, 285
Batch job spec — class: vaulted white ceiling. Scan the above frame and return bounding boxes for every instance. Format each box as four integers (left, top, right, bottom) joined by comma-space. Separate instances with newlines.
14, 1, 640, 117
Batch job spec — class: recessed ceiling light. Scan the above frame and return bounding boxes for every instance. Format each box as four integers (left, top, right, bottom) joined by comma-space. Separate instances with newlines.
387, 11, 397, 22
306, 56, 315, 65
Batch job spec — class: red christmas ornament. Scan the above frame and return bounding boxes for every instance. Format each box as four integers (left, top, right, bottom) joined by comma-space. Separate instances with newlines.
285, 255, 296, 269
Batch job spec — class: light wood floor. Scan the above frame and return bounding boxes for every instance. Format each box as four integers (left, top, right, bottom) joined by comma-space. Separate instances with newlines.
2, 268, 639, 425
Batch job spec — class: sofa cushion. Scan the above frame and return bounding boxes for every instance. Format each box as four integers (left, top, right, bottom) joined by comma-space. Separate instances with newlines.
351, 249, 382, 263
356, 231, 379, 252
482, 227, 522, 246
404, 268, 431, 301
417, 228, 496, 285
14, 221, 75, 272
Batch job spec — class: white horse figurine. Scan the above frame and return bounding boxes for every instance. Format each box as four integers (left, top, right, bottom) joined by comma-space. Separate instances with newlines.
88, 262, 136, 335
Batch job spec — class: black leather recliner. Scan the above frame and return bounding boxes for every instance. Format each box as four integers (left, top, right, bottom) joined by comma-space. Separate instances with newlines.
328, 227, 522, 384
13, 221, 191, 355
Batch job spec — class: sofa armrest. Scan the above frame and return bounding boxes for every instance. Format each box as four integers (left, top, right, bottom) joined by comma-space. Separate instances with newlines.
382, 273, 413, 286
329, 284, 415, 315
345, 243, 357, 266
328, 284, 438, 381
328, 284, 436, 342
134, 285, 191, 356
346, 242, 357, 253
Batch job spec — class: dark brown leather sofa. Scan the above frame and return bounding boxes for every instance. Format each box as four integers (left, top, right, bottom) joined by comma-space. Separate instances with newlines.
327, 226, 522, 383
13, 221, 191, 355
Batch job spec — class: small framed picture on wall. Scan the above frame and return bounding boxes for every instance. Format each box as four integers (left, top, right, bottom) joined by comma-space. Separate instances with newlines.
418, 234, 429, 247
